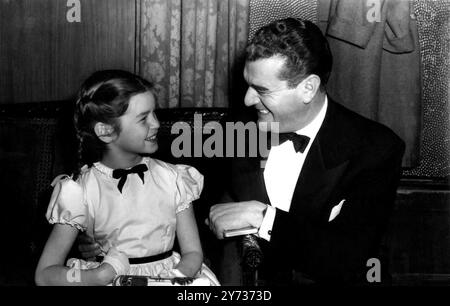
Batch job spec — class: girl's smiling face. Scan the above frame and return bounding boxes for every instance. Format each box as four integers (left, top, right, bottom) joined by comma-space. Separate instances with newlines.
110, 91, 160, 159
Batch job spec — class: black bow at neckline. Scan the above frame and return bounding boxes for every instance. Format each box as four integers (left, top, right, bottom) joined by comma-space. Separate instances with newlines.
112, 163, 148, 193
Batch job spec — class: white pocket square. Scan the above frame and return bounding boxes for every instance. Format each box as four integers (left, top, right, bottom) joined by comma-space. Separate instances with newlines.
328, 199, 345, 222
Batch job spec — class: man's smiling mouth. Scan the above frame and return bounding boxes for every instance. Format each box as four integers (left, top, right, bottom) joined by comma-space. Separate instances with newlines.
257, 109, 269, 114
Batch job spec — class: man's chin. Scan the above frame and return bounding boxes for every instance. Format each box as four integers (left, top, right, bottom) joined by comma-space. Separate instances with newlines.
257, 120, 280, 133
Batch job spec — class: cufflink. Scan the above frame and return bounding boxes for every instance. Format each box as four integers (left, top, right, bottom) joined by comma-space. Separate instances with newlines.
268, 230, 272, 235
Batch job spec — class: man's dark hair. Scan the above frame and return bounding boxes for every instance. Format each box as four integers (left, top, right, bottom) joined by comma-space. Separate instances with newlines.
246, 18, 332, 90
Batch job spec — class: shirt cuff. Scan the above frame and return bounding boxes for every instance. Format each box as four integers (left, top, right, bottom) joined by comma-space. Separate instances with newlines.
257, 205, 276, 242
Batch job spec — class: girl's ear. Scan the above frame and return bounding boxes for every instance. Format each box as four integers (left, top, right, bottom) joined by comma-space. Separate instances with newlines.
94, 122, 116, 143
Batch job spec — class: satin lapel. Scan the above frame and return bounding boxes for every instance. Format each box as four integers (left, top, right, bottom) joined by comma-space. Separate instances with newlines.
289, 138, 350, 222
318, 100, 363, 169
289, 140, 323, 216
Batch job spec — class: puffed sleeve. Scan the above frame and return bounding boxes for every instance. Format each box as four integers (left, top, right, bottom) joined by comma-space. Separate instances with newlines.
45, 174, 88, 231
174, 165, 204, 214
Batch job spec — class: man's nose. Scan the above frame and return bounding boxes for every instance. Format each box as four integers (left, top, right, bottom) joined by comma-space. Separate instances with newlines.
244, 88, 259, 107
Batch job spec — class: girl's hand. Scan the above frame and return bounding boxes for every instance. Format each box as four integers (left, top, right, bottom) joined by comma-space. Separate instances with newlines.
159, 268, 186, 278
96, 262, 117, 285
98, 247, 130, 284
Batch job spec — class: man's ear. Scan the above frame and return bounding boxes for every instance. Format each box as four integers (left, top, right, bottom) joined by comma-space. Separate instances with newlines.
94, 122, 116, 143
296, 74, 321, 104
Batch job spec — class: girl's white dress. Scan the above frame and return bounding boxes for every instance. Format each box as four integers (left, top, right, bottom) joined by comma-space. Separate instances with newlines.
47, 157, 219, 286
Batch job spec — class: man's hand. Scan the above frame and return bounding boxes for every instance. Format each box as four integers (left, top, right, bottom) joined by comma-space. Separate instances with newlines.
206, 201, 267, 239
77, 232, 102, 261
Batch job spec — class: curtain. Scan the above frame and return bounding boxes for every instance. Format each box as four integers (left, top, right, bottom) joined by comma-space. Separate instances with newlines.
138, 0, 249, 108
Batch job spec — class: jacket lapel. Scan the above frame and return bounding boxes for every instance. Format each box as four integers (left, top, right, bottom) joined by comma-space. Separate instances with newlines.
289, 139, 349, 222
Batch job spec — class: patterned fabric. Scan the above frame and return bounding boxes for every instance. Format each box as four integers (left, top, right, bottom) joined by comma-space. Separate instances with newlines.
138, 0, 249, 108
404, 0, 450, 177
248, 0, 318, 41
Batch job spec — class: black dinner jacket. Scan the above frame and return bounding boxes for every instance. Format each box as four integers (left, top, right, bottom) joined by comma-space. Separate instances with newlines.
227, 98, 405, 284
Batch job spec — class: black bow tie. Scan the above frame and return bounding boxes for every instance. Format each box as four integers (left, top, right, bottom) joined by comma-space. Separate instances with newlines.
278, 133, 311, 153
112, 163, 148, 193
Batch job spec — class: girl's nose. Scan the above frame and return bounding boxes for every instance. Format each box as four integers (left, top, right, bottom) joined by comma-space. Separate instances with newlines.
149, 112, 160, 129
244, 87, 259, 107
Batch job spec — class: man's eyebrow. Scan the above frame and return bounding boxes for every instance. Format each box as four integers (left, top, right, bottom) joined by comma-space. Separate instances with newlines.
136, 110, 151, 118
250, 84, 269, 92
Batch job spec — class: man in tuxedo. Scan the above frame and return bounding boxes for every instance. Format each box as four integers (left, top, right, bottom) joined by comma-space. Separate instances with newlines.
207, 18, 405, 285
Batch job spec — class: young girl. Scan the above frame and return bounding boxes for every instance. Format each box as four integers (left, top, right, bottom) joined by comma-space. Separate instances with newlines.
35, 70, 219, 286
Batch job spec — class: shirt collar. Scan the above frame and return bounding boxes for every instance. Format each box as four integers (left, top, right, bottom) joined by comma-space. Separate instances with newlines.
94, 156, 150, 178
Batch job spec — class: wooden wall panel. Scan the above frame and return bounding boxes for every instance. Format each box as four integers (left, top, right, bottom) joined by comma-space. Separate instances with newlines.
0, 0, 136, 104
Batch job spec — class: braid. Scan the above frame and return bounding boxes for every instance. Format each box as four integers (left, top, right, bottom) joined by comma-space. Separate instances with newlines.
73, 93, 101, 179
72, 127, 84, 180
73, 96, 89, 180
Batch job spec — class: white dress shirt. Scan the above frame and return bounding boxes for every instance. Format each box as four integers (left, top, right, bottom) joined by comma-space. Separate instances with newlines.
258, 97, 328, 241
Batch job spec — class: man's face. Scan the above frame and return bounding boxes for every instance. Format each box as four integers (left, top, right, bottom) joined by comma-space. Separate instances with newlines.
243, 56, 309, 133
